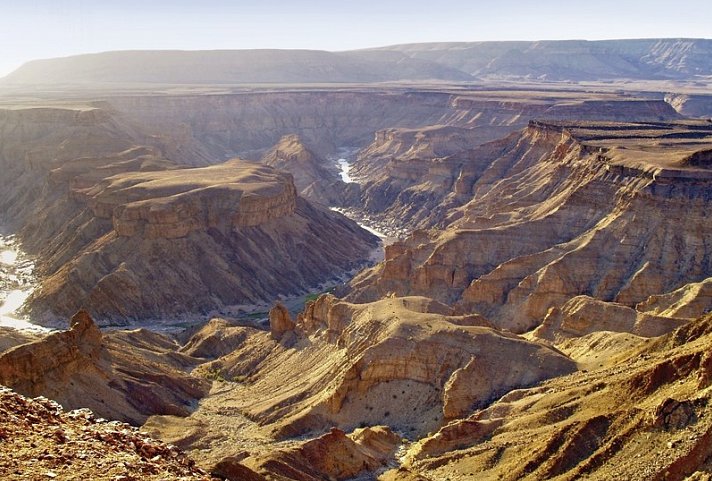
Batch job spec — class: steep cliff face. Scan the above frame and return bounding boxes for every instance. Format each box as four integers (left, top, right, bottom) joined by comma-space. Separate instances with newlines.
351, 99, 681, 231
0, 105, 378, 324
0, 311, 209, 424
107, 91, 487, 162
666, 93, 712, 118
346, 120, 712, 335
107, 91, 672, 164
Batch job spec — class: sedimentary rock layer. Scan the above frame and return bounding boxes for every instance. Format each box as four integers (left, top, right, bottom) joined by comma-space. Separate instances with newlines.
392, 314, 712, 481
0, 105, 377, 324
144, 295, 574, 459
346, 120, 712, 336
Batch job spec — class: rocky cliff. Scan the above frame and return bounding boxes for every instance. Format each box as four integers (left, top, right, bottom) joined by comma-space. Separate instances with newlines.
346, 120, 712, 337
0, 105, 378, 324
391, 314, 712, 480
260, 134, 358, 206
143, 294, 574, 474
0, 311, 209, 424
351, 99, 681, 232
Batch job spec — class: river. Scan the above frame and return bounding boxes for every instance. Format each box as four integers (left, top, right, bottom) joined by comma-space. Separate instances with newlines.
0, 156, 392, 332
337, 158, 355, 183
0, 234, 48, 332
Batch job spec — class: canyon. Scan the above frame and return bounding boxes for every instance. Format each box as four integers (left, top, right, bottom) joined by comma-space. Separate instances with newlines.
1, 44, 712, 480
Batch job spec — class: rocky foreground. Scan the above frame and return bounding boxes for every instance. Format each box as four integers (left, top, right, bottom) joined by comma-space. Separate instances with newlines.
1, 309, 712, 480
0, 387, 213, 480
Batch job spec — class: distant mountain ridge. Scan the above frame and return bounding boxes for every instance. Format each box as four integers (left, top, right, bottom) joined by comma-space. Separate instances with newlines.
3, 38, 712, 85
369, 38, 712, 80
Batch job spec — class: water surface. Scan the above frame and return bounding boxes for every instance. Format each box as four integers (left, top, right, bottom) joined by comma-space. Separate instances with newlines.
0, 235, 47, 332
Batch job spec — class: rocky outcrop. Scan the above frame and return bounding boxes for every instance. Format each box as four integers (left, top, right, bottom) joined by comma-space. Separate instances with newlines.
147, 296, 574, 451
0, 310, 102, 390
0, 311, 209, 424
0, 386, 214, 480
260, 134, 358, 206
269, 303, 296, 340
179, 318, 259, 359
666, 93, 712, 118
350, 100, 681, 232
533, 295, 689, 341
347, 120, 712, 337
0, 105, 378, 324
80, 160, 298, 238
637, 277, 712, 319
240, 426, 401, 481
393, 314, 712, 481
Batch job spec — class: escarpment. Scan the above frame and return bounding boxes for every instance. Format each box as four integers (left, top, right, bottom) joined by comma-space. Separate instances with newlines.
346, 120, 712, 335
0, 105, 378, 324
349, 99, 682, 231
80, 161, 299, 238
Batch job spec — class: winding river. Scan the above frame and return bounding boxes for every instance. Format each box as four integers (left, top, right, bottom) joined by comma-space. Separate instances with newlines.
0, 234, 46, 331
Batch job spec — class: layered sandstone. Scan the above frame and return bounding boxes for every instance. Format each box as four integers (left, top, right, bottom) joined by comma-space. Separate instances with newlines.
0, 105, 378, 324
350, 99, 681, 232
144, 295, 574, 471
392, 314, 712, 481
347, 120, 712, 338
80, 160, 298, 238
0, 311, 209, 424
240, 426, 401, 481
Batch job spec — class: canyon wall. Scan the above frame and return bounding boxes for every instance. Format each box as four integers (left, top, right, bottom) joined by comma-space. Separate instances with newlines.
346, 120, 712, 334
0, 105, 378, 324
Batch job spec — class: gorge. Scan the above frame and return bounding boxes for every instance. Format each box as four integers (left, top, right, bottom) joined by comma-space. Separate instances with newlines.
1, 42, 712, 480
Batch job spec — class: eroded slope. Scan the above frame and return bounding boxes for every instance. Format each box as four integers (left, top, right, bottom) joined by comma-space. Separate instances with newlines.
346, 120, 712, 336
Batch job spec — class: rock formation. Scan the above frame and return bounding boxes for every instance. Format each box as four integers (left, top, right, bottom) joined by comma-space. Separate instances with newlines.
0, 386, 215, 480
268, 302, 295, 340
0, 105, 378, 324
391, 314, 712, 480
260, 134, 358, 206
143, 295, 574, 471
347, 120, 712, 339
240, 426, 401, 481
349, 100, 681, 233
0, 311, 209, 424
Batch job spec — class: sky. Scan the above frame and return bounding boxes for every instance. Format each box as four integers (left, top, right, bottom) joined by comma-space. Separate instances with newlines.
0, 0, 710, 76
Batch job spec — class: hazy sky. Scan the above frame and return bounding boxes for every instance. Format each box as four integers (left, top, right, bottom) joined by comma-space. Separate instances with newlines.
1, 0, 710, 76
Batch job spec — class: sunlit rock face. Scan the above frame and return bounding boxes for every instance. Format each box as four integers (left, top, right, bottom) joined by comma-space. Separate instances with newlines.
0, 106, 378, 325
346, 120, 712, 336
